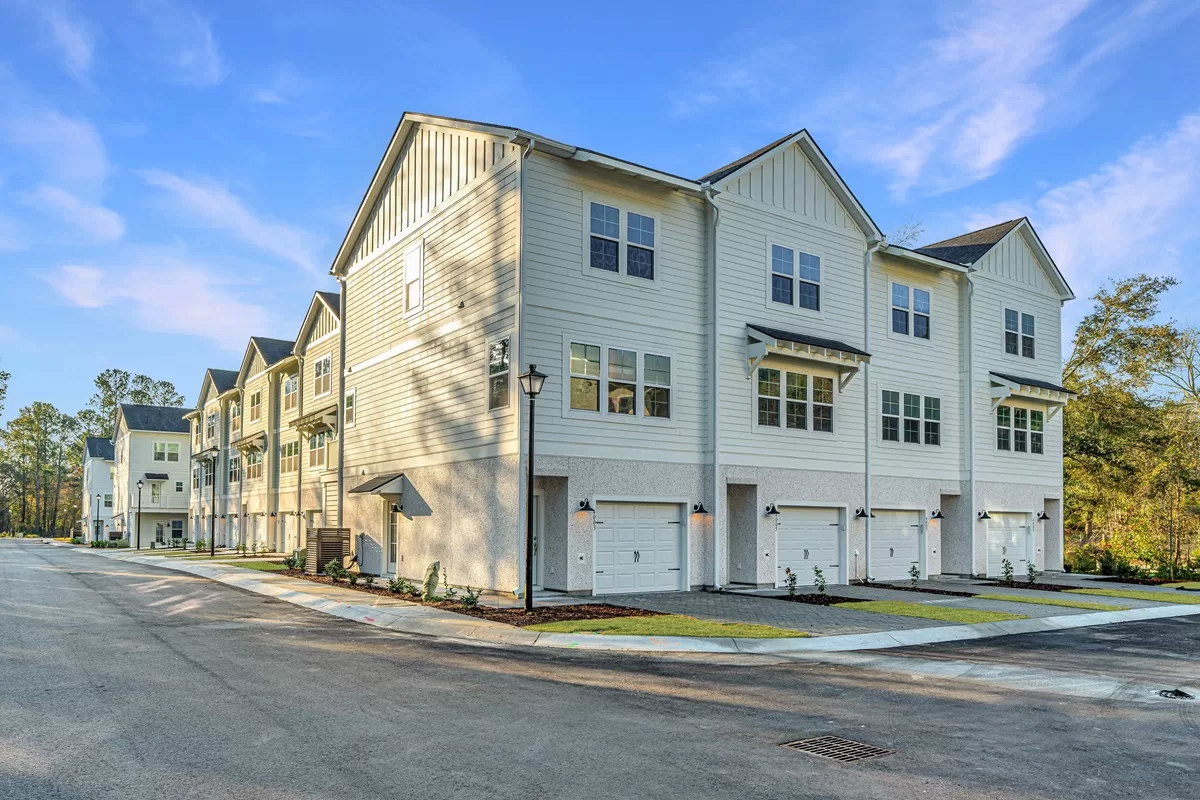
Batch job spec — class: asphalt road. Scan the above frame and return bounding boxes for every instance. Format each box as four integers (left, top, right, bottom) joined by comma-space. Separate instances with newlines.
3, 540, 1198, 800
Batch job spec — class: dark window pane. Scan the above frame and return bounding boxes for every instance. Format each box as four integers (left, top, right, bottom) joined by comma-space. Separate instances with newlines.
882, 390, 899, 416
1022, 335, 1035, 359
797, 281, 819, 311
590, 236, 618, 271
1022, 313, 1035, 336
608, 381, 635, 414
1014, 430, 1027, 452
644, 387, 670, 418
771, 245, 794, 275
1031, 432, 1044, 454
758, 398, 780, 427
786, 401, 806, 430
891, 307, 908, 335
570, 377, 599, 411
627, 245, 654, 279
924, 420, 940, 446
903, 393, 921, 418
812, 404, 833, 432
812, 377, 833, 404
882, 416, 899, 441
798, 252, 820, 283
1004, 308, 1019, 332
771, 274, 793, 305
903, 418, 920, 443
758, 368, 780, 398
1005, 331, 1019, 355
997, 428, 1010, 450
489, 375, 508, 410
914, 314, 930, 339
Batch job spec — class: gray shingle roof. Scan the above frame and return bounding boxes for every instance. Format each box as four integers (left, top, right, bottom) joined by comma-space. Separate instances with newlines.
991, 372, 1074, 395
85, 436, 114, 461
119, 404, 190, 433
698, 130, 803, 184
747, 323, 870, 358
316, 291, 340, 315
916, 219, 1024, 265
349, 473, 404, 494
207, 369, 239, 394
252, 337, 297, 367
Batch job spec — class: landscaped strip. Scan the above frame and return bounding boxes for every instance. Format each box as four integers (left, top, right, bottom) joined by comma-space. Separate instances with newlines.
973, 593, 1127, 611
834, 600, 1027, 623
209, 560, 288, 572
526, 614, 808, 638
1067, 588, 1200, 604
1165, 582, 1200, 591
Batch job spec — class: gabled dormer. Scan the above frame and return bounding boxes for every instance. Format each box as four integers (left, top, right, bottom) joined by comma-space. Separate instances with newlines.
917, 218, 1074, 302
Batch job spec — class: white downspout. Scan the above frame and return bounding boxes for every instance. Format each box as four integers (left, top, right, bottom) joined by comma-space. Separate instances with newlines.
965, 273, 977, 576
703, 183, 721, 590
513, 138, 534, 595
862, 237, 884, 583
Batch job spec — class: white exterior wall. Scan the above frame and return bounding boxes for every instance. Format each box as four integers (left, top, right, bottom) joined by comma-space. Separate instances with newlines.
81, 455, 114, 539
113, 427, 190, 545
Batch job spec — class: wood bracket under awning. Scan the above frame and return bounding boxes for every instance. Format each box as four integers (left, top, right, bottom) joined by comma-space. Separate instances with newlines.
230, 432, 268, 453
989, 374, 1076, 420
292, 404, 339, 435
745, 325, 870, 393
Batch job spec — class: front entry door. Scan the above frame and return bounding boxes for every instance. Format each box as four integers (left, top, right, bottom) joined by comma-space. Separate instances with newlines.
386, 511, 398, 575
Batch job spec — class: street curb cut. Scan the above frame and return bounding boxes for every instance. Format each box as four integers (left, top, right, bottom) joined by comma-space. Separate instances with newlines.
88, 548, 1200, 655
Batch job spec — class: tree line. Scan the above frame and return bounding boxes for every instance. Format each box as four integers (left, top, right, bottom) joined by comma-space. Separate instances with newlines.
0, 370, 183, 536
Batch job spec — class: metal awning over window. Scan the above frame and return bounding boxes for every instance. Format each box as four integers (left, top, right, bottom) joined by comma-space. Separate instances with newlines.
291, 403, 338, 435
349, 473, 404, 496
230, 432, 268, 453
190, 446, 220, 462
990, 371, 1076, 419
144, 473, 169, 480
745, 323, 870, 390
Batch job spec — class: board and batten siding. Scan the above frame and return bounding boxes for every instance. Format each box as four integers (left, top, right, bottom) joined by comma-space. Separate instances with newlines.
713, 184, 868, 472
719, 143, 861, 235
521, 152, 709, 463
342, 148, 521, 474
970, 230, 1064, 488
348, 123, 521, 270
868, 252, 963, 481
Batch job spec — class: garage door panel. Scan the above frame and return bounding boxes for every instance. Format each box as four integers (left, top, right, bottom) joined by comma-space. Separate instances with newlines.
871, 510, 922, 581
594, 502, 684, 595
776, 507, 841, 587
986, 513, 1029, 578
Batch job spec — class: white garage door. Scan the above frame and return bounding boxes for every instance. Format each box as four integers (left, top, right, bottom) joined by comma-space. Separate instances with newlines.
776, 507, 841, 587
871, 510, 922, 581
594, 502, 683, 595
987, 513, 1029, 578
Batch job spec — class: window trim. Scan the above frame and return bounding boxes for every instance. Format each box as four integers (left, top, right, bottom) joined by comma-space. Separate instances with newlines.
402, 240, 424, 318
887, 279, 933, 342
279, 440, 300, 474
879, 388, 941, 446
561, 335, 674, 423
282, 373, 299, 412
579, 194, 662, 287
228, 454, 242, 484
753, 364, 835, 436
248, 391, 262, 423
763, 237, 824, 317
485, 335, 513, 414
246, 450, 264, 481
344, 387, 357, 428
308, 432, 329, 470
312, 353, 333, 399
995, 403, 1046, 455
153, 441, 180, 462
1002, 307, 1037, 360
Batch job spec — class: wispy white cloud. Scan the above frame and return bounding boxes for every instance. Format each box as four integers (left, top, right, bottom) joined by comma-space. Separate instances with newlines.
136, 0, 226, 87
0, 214, 25, 252
249, 62, 309, 105
958, 112, 1200, 300
139, 169, 321, 271
1, 108, 110, 188
23, 185, 124, 243
38, 2, 96, 84
43, 260, 268, 350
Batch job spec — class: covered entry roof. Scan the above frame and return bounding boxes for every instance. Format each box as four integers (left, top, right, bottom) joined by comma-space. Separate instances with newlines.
349, 473, 405, 495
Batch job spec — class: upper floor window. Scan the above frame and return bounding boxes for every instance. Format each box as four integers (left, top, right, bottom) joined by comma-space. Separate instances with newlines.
487, 338, 510, 411
881, 391, 940, 445
175, 481, 184, 493
768, 244, 819, 311
891, 283, 931, 340
283, 374, 298, 411
104, 493, 113, 508
996, 405, 1044, 454
756, 368, 832, 433
229, 455, 241, 484
344, 389, 357, 427
205, 412, 217, 441
246, 450, 263, 480
229, 401, 241, 434
309, 432, 329, 468
150, 483, 162, 504
569, 341, 671, 418
153, 442, 180, 462
280, 441, 300, 474
404, 244, 424, 314
588, 202, 656, 281
1004, 308, 1035, 358
192, 468, 200, 490
193, 421, 201, 446
203, 464, 214, 488
249, 391, 262, 422
313, 356, 332, 397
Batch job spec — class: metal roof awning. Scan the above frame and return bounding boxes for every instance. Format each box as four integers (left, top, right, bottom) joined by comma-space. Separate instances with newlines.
144, 473, 169, 480
349, 473, 405, 496
230, 432, 268, 452
291, 403, 338, 434
990, 372, 1076, 419
745, 324, 870, 390
190, 447, 220, 462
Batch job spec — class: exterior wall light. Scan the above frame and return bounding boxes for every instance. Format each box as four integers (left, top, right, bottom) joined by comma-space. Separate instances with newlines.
1036, 511, 1050, 521
977, 510, 992, 520
931, 510, 946, 520
692, 502, 709, 514
855, 507, 875, 518
578, 499, 595, 513
764, 504, 780, 517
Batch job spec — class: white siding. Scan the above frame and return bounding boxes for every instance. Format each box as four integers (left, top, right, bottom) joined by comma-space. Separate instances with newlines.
718, 143, 860, 234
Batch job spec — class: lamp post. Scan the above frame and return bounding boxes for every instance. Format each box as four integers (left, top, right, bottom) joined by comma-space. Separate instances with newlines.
136, 480, 143, 550
517, 364, 547, 613
94, 494, 101, 542
209, 452, 218, 558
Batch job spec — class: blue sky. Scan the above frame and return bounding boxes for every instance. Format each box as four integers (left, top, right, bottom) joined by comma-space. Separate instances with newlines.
1, 0, 1199, 423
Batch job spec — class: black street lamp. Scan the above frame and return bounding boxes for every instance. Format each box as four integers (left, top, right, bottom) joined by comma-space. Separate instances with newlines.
94, 493, 101, 542
518, 364, 547, 613
208, 452, 218, 558
136, 479, 144, 550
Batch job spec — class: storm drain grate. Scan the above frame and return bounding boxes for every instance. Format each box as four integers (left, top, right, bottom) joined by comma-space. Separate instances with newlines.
1156, 688, 1195, 700
780, 736, 895, 763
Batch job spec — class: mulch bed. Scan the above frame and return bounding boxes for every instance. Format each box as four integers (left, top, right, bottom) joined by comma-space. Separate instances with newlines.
974, 580, 1076, 593
1092, 576, 1173, 586
281, 570, 659, 627
868, 583, 976, 597
765, 593, 868, 606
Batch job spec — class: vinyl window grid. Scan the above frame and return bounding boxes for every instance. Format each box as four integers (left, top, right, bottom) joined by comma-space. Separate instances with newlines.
205, 413, 217, 442
228, 455, 241, 484
487, 337, 511, 411
150, 483, 162, 504
203, 464, 214, 488
768, 243, 821, 311
229, 402, 241, 435
153, 442, 180, 462
175, 482, 184, 493
757, 368, 833, 433
246, 450, 263, 480
313, 356, 332, 398
568, 341, 671, 419
171, 520, 184, 537
249, 392, 262, 422
1004, 308, 1036, 359
192, 469, 201, 490
882, 392, 943, 446
103, 494, 113, 508
308, 432, 329, 468
586, 200, 657, 281
280, 441, 300, 474
344, 389, 356, 427
403, 242, 424, 315
282, 375, 298, 411
996, 405, 1043, 454
890, 283, 931, 340
192, 422, 201, 446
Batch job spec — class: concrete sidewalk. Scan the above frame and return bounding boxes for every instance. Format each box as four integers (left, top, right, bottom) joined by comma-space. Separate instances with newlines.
80, 545, 1200, 655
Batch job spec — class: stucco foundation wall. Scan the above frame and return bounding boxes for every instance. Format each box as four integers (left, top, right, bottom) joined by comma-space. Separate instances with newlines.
872, 475, 961, 579
344, 455, 519, 592
939, 493, 972, 575
726, 484, 760, 586
535, 476, 570, 591
973, 479, 1061, 576
537, 455, 711, 593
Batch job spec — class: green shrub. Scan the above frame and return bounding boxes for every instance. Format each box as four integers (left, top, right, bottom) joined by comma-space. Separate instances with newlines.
461, 586, 481, 610
812, 566, 827, 595
909, 563, 921, 588
361, 575, 376, 588
347, 571, 359, 586
1001, 558, 1014, 583
324, 560, 348, 581
784, 567, 798, 597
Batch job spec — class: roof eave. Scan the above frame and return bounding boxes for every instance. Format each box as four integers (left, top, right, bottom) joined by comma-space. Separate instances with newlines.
879, 244, 971, 274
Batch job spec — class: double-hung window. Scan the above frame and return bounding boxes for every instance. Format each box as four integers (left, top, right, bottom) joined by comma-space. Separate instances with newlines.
151, 483, 162, 504
246, 450, 263, 480
487, 338, 510, 411
587, 202, 656, 280
881, 390, 941, 445
1030, 409, 1044, 454
313, 356, 331, 397
996, 405, 1041, 454
249, 392, 262, 422
229, 455, 241, 484
344, 389, 357, 427
104, 494, 113, 508
1004, 309, 1035, 358
404, 244, 423, 314
205, 413, 217, 441
192, 468, 200, 490
203, 464, 214, 488
768, 244, 820, 311
891, 284, 931, 339
280, 441, 299, 473
568, 341, 671, 418
175, 481, 184, 493
193, 422, 201, 447
230, 402, 241, 435
154, 442, 179, 462
283, 375, 298, 411
757, 368, 833, 433
309, 432, 328, 468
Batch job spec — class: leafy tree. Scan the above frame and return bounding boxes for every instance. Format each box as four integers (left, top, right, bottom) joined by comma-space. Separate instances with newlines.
0, 362, 9, 418
79, 369, 185, 438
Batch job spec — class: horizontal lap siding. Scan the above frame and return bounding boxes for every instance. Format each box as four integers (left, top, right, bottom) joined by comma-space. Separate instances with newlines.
869, 253, 963, 481
523, 154, 708, 463
343, 156, 520, 473
715, 193, 867, 472
972, 232, 1064, 487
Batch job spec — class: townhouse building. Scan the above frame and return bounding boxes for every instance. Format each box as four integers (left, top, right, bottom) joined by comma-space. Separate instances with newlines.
320, 113, 1073, 596
81, 436, 115, 541
110, 404, 191, 546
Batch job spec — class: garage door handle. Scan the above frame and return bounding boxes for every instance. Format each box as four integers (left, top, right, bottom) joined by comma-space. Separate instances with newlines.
889, 547, 894, 557
667, 568, 680, 571
595, 570, 605, 574
803, 548, 809, 559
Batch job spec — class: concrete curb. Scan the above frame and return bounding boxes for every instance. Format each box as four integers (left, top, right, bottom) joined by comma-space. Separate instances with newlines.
93, 549, 1200, 655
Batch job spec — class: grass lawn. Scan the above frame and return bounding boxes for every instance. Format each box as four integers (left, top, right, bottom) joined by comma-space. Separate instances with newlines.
1164, 582, 1200, 591
974, 593, 1127, 611
835, 600, 1027, 623
1067, 588, 1200, 604
209, 559, 288, 573
526, 614, 807, 638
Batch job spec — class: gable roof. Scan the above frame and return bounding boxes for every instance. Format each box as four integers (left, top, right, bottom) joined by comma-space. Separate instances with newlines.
251, 337, 296, 367
85, 436, 114, 461
699, 131, 799, 185
118, 404, 190, 434
294, 291, 342, 354
917, 217, 1073, 300
316, 291, 340, 315
208, 369, 239, 394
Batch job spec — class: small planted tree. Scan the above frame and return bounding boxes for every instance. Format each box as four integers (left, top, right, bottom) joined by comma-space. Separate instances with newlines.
1026, 561, 1040, 587
1001, 558, 1014, 584
908, 563, 920, 588
784, 567, 798, 597
812, 566, 827, 596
